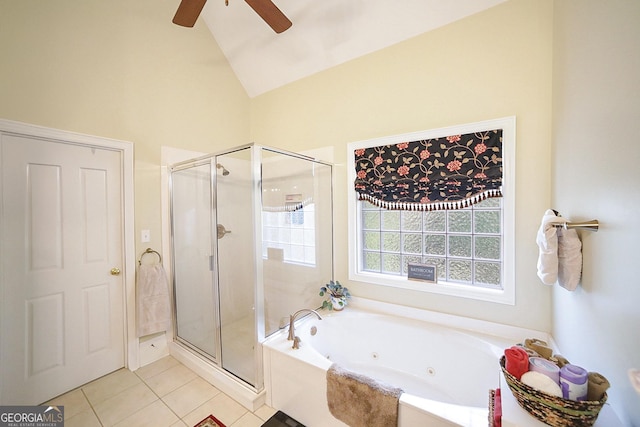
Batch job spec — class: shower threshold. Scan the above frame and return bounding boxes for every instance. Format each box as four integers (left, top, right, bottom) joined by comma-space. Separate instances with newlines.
169, 340, 266, 411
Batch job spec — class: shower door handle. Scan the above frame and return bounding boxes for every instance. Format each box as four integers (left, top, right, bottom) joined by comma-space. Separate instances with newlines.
217, 224, 231, 239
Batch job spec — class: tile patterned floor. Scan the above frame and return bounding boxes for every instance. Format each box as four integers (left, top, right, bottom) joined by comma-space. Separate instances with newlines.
45, 356, 276, 427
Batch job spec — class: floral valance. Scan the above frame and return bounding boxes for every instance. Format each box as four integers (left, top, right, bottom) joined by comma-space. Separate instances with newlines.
354, 129, 503, 211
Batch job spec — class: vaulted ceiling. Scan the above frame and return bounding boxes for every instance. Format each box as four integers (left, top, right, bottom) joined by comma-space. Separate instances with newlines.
199, 0, 507, 97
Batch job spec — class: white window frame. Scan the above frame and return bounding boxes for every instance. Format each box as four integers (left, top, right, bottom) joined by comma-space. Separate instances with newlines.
347, 117, 516, 305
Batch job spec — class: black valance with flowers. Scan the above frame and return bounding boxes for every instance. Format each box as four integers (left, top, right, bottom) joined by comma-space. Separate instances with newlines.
354, 129, 503, 211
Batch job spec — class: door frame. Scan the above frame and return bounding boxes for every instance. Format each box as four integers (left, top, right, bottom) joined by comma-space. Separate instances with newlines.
0, 118, 139, 377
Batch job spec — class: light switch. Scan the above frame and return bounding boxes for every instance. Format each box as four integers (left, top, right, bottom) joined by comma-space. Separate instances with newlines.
141, 229, 151, 243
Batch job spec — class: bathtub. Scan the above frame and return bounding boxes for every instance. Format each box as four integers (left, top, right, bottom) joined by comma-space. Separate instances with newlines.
262, 298, 549, 427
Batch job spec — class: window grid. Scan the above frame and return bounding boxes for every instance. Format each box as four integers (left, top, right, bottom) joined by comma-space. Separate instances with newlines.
361, 198, 502, 289
262, 204, 316, 266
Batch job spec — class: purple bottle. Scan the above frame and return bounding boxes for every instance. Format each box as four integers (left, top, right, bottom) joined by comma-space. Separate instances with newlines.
559, 364, 588, 400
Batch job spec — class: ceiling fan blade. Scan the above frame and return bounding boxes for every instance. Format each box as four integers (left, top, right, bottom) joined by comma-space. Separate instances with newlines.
245, 0, 292, 33
173, 0, 208, 27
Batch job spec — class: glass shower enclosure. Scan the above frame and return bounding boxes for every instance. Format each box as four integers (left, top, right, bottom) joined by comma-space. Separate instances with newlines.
169, 144, 333, 392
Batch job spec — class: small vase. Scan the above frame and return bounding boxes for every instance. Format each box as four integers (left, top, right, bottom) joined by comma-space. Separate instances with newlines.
331, 296, 346, 311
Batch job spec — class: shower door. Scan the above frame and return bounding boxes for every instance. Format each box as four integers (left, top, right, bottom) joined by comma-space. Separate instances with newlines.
215, 148, 257, 386
171, 161, 220, 361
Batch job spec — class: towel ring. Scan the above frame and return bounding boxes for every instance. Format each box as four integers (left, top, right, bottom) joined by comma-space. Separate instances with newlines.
138, 248, 162, 265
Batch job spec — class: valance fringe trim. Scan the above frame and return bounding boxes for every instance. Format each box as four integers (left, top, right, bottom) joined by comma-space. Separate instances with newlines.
357, 189, 502, 211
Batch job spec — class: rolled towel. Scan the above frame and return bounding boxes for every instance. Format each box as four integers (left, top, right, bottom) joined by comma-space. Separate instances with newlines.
521, 371, 563, 397
516, 344, 540, 358
529, 357, 561, 384
553, 354, 571, 368
504, 346, 529, 380
560, 364, 588, 401
536, 209, 566, 285
524, 338, 553, 360
587, 372, 610, 401
557, 227, 582, 291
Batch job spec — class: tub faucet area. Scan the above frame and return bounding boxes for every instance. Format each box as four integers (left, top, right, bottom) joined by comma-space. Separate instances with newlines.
287, 309, 322, 344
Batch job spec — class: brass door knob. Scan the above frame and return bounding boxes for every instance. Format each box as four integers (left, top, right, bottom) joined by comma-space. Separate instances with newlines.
110, 268, 121, 276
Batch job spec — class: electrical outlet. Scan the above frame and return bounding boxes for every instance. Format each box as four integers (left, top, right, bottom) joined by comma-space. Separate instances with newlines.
141, 229, 150, 243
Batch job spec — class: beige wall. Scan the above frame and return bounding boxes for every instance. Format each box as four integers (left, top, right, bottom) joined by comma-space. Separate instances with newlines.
0, 0, 251, 257
552, 1, 640, 425
251, 0, 555, 332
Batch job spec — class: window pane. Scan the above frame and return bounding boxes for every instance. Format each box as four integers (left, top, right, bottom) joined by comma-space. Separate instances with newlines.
474, 210, 501, 234
363, 231, 380, 250
449, 260, 472, 282
475, 261, 501, 286
402, 255, 423, 274
475, 197, 501, 208
475, 236, 501, 260
382, 211, 400, 230
424, 234, 445, 256
363, 211, 380, 230
382, 253, 401, 274
448, 211, 471, 233
424, 257, 446, 279
401, 211, 422, 231
363, 252, 380, 272
382, 232, 400, 252
402, 233, 422, 254
424, 211, 445, 232
448, 235, 472, 258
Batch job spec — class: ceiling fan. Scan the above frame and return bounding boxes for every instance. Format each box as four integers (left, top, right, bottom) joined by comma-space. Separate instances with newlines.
172, 0, 292, 33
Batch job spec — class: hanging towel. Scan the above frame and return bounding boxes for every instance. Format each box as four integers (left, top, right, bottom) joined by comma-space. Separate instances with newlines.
536, 209, 566, 285
557, 226, 582, 291
137, 263, 171, 337
326, 363, 402, 427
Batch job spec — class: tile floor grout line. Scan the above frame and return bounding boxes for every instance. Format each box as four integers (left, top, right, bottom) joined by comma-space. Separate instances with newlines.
80, 387, 105, 427
135, 370, 185, 425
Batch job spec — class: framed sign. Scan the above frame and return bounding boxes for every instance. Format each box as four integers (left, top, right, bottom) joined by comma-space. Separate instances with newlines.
407, 263, 437, 283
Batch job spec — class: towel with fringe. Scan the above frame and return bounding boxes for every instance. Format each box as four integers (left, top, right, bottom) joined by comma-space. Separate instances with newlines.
136, 263, 171, 337
326, 363, 402, 427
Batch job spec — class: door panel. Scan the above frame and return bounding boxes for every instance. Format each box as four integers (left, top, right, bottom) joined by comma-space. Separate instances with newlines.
1, 134, 125, 404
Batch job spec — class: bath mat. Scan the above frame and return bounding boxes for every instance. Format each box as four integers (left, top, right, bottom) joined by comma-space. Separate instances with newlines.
326, 363, 402, 427
194, 414, 226, 427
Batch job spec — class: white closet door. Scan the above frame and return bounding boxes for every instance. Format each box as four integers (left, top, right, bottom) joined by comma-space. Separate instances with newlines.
1, 134, 125, 404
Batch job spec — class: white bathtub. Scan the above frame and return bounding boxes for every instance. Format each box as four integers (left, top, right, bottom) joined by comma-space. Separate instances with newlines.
262, 298, 549, 427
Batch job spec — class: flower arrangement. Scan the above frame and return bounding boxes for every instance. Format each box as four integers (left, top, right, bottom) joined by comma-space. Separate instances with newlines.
319, 280, 351, 310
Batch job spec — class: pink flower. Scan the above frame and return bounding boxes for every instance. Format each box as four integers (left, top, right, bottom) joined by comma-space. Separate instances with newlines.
420, 149, 431, 159
474, 143, 487, 155
447, 160, 462, 172
420, 196, 431, 204
474, 172, 487, 179
357, 170, 367, 179
419, 176, 430, 182
398, 165, 410, 176
396, 142, 409, 150
373, 180, 382, 186
374, 156, 383, 165
446, 135, 461, 143
354, 149, 365, 156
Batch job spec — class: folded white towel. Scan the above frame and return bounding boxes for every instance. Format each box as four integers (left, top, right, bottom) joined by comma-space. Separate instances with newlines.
137, 264, 171, 337
536, 209, 566, 285
557, 227, 582, 291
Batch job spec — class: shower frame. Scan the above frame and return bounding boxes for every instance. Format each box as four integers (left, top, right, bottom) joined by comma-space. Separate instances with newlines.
168, 143, 334, 401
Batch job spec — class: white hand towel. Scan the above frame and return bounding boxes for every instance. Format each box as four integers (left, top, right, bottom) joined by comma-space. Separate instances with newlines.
557, 227, 582, 291
137, 264, 171, 337
536, 209, 566, 285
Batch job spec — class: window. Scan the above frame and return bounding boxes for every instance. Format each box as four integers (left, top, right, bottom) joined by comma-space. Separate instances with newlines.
262, 203, 316, 265
347, 117, 515, 304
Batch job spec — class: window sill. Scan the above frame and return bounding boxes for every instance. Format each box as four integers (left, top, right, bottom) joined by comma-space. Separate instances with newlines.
349, 270, 515, 305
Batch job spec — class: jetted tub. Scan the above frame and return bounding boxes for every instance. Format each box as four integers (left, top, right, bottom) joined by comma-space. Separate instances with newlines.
262, 298, 549, 427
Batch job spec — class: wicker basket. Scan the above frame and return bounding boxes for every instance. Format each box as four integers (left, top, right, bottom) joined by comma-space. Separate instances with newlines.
500, 356, 607, 427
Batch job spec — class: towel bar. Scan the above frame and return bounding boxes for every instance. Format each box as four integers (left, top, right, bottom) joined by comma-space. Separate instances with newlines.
138, 247, 162, 265
554, 220, 599, 232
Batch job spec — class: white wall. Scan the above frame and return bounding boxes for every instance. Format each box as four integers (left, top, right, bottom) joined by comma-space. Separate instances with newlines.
551, 1, 640, 425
